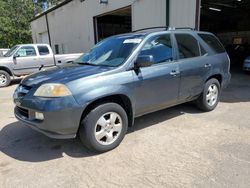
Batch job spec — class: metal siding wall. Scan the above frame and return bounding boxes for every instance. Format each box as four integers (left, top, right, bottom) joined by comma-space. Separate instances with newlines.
169, 0, 197, 28
31, 16, 47, 44
31, 0, 197, 53
132, 0, 166, 31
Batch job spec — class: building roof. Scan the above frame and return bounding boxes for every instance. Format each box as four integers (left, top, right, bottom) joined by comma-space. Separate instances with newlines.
31, 0, 73, 21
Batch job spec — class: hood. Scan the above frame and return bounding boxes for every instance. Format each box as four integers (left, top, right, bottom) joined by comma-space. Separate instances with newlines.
0, 56, 12, 63
21, 64, 115, 87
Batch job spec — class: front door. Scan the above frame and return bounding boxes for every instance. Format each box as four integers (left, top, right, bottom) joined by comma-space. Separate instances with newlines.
13, 46, 39, 75
134, 34, 180, 116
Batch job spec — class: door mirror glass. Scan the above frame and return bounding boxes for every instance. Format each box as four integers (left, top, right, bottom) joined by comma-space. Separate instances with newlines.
135, 55, 154, 68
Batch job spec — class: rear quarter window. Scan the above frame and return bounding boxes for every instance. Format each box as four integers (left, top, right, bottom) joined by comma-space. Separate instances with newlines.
38, 46, 50, 55
198, 34, 225, 54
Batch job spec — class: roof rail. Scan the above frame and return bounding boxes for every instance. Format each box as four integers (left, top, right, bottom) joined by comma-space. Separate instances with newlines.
172, 27, 196, 30
132, 26, 196, 33
133, 26, 169, 33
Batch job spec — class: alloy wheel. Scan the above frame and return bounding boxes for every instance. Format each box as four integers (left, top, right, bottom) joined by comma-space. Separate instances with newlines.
94, 112, 123, 145
0, 74, 7, 86
206, 84, 218, 106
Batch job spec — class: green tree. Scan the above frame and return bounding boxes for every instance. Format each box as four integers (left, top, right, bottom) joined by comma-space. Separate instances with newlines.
0, 0, 62, 48
0, 0, 41, 48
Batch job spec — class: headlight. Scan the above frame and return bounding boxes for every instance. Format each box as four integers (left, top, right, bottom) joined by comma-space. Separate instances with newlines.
34, 83, 72, 97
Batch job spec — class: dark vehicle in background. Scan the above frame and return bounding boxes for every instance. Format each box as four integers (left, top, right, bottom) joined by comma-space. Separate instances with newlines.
243, 56, 250, 72
226, 43, 250, 66
13, 27, 231, 153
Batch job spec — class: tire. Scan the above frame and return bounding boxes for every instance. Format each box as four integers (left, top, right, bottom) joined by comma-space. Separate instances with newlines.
0, 70, 11, 87
79, 103, 128, 153
196, 78, 221, 112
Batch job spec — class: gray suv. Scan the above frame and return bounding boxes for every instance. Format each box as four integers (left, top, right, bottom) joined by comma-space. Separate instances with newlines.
14, 28, 231, 152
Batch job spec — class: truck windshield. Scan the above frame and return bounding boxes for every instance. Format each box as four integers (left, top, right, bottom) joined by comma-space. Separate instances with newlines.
4, 45, 19, 57
74, 35, 144, 67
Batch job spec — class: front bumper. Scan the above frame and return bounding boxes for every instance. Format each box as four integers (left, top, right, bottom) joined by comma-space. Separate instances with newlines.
14, 90, 83, 139
15, 109, 76, 139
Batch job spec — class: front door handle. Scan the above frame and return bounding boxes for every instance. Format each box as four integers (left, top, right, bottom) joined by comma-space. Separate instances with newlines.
205, 63, 212, 68
170, 70, 180, 76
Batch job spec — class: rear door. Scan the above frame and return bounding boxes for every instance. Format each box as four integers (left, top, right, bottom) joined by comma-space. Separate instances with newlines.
13, 46, 40, 75
174, 33, 211, 102
134, 34, 180, 116
37, 45, 55, 67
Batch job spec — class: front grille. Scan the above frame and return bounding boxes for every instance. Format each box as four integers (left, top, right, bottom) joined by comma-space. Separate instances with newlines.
16, 106, 29, 119
16, 85, 32, 98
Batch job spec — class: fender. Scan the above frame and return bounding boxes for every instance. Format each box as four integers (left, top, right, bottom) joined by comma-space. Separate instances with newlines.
74, 85, 135, 110
0, 66, 15, 78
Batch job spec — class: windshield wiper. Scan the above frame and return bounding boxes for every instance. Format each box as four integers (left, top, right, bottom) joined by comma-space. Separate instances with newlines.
74, 62, 97, 66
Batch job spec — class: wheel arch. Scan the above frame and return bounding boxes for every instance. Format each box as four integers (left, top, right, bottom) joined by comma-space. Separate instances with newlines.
0, 66, 13, 76
78, 94, 134, 133
206, 74, 222, 85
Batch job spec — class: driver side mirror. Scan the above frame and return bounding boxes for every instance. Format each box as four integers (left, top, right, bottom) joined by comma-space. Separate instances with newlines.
135, 55, 154, 69
13, 54, 20, 59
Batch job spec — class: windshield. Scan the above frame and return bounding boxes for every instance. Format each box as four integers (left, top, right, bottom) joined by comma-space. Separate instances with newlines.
4, 45, 19, 57
74, 35, 144, 67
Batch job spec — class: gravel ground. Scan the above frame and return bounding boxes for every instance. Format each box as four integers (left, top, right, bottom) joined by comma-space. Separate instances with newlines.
0, 72, 250, 188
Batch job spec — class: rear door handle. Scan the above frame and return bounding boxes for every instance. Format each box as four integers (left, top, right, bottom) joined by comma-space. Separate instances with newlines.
205, 63, 212, 68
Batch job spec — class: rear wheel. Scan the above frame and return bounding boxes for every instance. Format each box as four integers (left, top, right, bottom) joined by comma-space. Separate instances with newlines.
0, 70, 11, 87
196, 78, 221, 112
79, 103, 128, 153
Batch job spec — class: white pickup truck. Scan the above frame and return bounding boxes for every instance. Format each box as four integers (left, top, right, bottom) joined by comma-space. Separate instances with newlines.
0, 48, 9, 57
0, 44, 82, 87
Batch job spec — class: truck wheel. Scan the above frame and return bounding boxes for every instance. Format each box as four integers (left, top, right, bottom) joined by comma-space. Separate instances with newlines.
79, 103, 128, 153
196, 78, 221, 112
0, 70, 11, 87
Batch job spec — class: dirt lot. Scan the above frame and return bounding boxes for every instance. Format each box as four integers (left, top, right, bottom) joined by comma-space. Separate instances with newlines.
0, 72, 250, 188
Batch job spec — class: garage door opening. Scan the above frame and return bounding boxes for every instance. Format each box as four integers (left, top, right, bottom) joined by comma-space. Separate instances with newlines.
94, 6, 132, 43
200, 0, 250, 68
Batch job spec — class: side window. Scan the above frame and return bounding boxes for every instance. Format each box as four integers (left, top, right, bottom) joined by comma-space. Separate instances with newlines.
139, 34, 173, 64
38, 46, 50, 55
200, 44, 207, 56
16, 46, 36, 57
175, 34, 200, 59
198, 34, 225, 53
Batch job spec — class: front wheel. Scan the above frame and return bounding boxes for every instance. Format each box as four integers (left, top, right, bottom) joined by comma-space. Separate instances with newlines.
79, 103, 128, 153
0, 70, 11, 87
196, 78, 221, 112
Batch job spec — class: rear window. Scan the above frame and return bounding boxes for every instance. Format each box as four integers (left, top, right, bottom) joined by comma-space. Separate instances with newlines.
198, 34, 225, 54
38, 46, 50, 55
175, 34, 200, 59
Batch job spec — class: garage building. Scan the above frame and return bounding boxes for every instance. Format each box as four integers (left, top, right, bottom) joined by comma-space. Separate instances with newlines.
31, 0, 198, 54
31, 0, 250, 65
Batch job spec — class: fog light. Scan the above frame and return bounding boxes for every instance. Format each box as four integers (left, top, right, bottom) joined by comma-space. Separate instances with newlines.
35, 112, 44, 120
